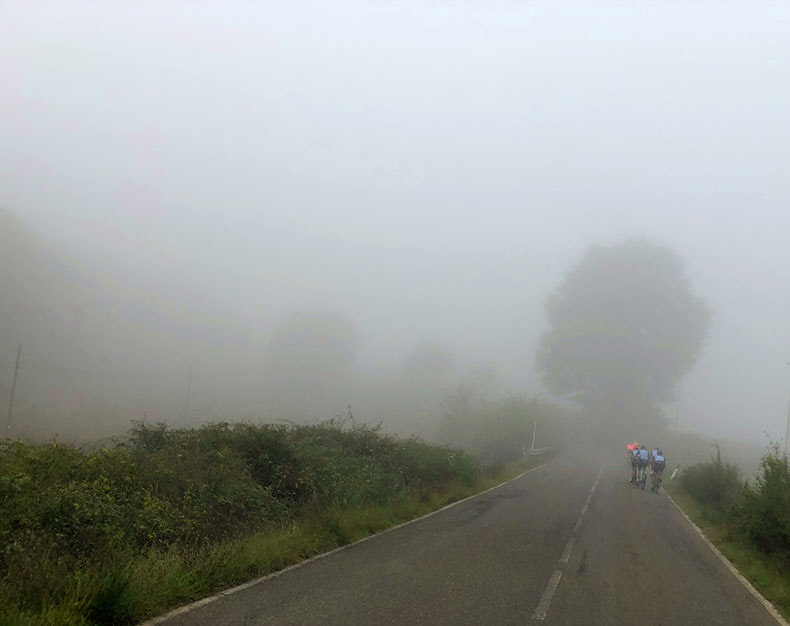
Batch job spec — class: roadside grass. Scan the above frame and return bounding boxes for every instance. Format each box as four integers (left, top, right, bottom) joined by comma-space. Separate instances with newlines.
0, 422, 552, 626
130, 453, 551, 623
664, 481, 790, 620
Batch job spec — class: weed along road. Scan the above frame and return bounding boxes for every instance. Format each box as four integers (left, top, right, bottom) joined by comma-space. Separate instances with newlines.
153, 452, 782, 626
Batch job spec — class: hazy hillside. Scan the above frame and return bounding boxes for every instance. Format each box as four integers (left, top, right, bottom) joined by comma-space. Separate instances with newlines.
0, 211, 464, 440
0, 211, 268, 438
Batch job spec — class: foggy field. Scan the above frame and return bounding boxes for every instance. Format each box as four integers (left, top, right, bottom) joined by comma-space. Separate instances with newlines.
2, 1, 790, 624
2, 2, 789, 450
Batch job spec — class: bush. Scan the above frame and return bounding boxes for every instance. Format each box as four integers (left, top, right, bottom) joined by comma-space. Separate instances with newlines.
734, 447, 790, 564
679, 449, 742, 518
0, 419, 480, 624
438, 393, 559, 465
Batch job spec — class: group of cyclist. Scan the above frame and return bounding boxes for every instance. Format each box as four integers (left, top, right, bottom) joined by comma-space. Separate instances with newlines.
626, 442, 666, 492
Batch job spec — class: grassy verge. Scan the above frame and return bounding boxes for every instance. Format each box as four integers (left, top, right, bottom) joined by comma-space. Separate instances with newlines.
0, 421, 552, 626
129, 453, 551, 624
664, 480, 790, 620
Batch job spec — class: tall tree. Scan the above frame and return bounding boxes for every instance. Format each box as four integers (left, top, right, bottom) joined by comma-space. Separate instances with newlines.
536, 239, 710, 419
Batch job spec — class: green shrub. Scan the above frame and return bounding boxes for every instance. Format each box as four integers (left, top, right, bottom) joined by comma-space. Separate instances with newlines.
679, 451, 742, 518
438, 393, 560, 465
734, 447, 790, 564
0, 418, 482, 624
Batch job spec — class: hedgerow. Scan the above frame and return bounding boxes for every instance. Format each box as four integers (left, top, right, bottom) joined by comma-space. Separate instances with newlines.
0, 419, 479, 624
679, 445, 790, 565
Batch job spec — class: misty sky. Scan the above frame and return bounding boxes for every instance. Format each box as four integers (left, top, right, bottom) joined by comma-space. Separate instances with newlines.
2, 1, 789, 444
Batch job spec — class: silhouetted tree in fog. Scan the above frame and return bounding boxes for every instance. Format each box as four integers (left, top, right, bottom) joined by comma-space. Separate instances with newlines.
393, 342, 455, 434
264, 312, 360, 419
536, 239, 710, 423
401, 342, 454, 385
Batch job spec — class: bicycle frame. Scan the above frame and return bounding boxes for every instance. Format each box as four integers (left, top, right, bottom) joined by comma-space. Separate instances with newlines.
651, 468, 663, 493
637, 464, 648, 488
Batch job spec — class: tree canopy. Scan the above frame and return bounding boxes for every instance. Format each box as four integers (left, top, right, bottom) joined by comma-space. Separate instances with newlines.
536, 239, 710, 417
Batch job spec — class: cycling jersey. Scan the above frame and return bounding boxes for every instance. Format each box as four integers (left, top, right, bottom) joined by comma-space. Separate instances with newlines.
637, 449, 649, 464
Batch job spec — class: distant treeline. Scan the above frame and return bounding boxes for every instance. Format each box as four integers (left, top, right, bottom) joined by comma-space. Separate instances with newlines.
438, 390, 565, 465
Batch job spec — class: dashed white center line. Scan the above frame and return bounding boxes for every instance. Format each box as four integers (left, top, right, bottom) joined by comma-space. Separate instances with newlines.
572, 467, 602, 535
531, 465, 604, 622
532, 570, 563, 621
559, 536, 575, 564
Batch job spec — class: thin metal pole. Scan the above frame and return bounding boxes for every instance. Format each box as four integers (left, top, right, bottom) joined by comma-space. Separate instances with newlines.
531, 418, 537, 451
6, 345, 21, 436
184, 365, 192, 425
784, 362, 790, 458
784, 394, 790, 459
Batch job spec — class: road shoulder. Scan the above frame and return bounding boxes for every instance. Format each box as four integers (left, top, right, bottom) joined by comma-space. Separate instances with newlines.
666, 490, 789, 626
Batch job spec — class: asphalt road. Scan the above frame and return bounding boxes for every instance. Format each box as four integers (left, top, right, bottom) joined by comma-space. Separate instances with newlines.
159, 452, 780, 626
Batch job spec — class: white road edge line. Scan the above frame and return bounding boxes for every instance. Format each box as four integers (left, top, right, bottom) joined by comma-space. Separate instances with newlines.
139, 456, 556, 625
532, 570, 563, 621
666, 493, 790, 626
531, 464, 603, 622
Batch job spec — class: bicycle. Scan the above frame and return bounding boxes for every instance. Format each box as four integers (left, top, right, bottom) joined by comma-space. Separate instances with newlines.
636, 463, 648, 490
651, 466, 665, 494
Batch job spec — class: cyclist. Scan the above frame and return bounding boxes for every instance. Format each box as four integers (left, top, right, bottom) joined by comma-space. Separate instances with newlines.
629, 444, 640, 483
651, 449, 666, 492
636, 445, 650, 486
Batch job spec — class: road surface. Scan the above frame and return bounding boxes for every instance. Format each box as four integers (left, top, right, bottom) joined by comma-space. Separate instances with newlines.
158, 451, 781, 625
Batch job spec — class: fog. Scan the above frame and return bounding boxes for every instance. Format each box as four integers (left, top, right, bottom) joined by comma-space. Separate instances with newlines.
1, 2, 789, 449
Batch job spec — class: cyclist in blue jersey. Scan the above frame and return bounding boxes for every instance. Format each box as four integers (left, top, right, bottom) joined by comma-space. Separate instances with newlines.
635, 445, 650, 487
629, 445, 640, 483
650, 449, 666, 493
